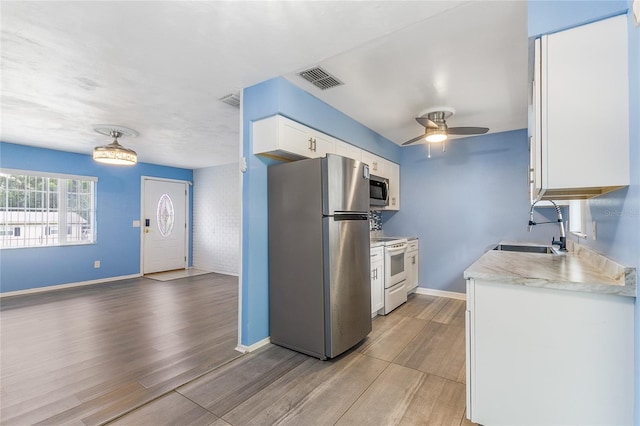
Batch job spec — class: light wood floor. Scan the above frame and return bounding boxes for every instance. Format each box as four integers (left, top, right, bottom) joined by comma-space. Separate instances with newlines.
1, 274, 474, 426
0, 273, 241, 425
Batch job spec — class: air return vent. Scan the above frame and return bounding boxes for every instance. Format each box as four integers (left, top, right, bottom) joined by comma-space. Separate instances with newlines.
298, 67, 344, 90
219, 93, 240, 108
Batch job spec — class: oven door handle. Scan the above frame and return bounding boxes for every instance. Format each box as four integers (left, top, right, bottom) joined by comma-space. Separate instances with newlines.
386, 245, 407, 254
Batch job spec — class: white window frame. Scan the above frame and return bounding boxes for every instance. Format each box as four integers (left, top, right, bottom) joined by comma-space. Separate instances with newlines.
0, 169, 97, 249
569, 199, 589, 239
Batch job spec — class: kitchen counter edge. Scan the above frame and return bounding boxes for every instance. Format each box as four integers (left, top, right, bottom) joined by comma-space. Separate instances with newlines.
464, 241, 636, 298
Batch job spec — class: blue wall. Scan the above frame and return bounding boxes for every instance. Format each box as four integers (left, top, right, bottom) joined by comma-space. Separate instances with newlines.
383, 130, 562, 293
529, 1, 639, 423
240, 77, 400, 346
0, 142, 193, 293
528, 0, 628, 37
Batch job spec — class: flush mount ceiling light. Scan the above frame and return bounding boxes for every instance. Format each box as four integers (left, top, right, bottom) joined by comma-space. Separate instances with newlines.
92, 125, 139, 165
425, 126, 448, 143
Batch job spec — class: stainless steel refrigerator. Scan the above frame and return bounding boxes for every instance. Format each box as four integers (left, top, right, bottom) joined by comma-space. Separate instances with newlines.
268, 154, 372, 360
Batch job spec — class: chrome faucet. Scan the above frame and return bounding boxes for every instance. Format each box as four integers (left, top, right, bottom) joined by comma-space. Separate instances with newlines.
528, 199, 567, 251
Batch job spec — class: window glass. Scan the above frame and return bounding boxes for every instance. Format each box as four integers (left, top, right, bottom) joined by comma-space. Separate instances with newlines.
157, 193, 174, 237
0, 170, 96, 248
569, 199, 588, 238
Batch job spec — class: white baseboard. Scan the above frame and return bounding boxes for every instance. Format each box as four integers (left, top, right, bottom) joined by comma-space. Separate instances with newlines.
235, 336, 271, 354
0, 274, 142, 298
210, 269, 239, 277
192, 266, 239, 277
414, 287, 467, 301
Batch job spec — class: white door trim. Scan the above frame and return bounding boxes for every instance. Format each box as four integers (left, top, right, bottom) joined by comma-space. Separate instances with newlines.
140, 176, 191, 275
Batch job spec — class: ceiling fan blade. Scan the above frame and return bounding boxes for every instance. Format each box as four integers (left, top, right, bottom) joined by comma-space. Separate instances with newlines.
402, 135, 425, 146
447, 126, 489, 135
415, 117, 438, 128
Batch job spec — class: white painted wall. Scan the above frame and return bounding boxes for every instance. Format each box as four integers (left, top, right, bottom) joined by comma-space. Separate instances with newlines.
192, 163, 240, 275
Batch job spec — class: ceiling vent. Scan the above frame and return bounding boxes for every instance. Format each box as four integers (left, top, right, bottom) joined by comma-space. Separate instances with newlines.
298, 67, 344, 90
219, 93, 240, 108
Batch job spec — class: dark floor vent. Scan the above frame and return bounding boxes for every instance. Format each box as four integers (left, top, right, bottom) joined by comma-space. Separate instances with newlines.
219, 93, 240, 108
298, 67, 344, 90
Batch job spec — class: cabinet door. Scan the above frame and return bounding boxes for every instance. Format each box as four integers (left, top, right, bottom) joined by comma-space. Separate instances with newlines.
310, 132, 335, 158
279, 117, 319, 158
385, 161, 400, 211
335, 140, 361, 161
370, 255, 384, 315
361, 151, 386, 177
410, 251, 418, 289
470, 279, 634, 425
404, 249, 418, 294
530, 38, 543, 200
543, 15, 629, 190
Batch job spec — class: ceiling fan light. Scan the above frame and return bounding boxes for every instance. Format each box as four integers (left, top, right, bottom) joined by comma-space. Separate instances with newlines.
93, 135, 137, 165
425, 128, 447, 143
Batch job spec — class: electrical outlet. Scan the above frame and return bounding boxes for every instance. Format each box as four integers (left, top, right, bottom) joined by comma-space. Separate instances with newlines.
94, 260, 101, 268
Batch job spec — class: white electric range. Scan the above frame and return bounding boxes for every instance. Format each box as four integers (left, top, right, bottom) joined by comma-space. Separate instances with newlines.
370, 237, 408, 314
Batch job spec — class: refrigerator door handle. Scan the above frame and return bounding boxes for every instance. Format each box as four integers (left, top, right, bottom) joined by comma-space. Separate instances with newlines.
333, 213, 369, 221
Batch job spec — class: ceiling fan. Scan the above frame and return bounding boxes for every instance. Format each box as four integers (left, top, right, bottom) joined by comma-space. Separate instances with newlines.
402, 107, 489, 157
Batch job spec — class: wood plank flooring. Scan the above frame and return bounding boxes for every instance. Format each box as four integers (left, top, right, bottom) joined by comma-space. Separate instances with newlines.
0, 273, 241, 425
2, 274, 474, 426
113, 294, 473, 426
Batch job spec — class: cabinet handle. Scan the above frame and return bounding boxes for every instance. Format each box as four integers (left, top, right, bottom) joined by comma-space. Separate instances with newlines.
312, 138, 317, 152
373, 162, 377, 171
308, 137, 314, 151
412, 256, 415, 265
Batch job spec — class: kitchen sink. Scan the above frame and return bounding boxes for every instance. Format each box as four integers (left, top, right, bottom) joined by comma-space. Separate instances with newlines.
493, 244, 561, 254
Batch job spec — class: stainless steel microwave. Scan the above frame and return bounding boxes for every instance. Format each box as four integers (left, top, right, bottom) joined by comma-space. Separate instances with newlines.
369, 175, 389, 207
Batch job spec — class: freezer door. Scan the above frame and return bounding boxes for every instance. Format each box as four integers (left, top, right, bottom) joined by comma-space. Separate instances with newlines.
324, 214, 372, 358
323, 154, 370, 215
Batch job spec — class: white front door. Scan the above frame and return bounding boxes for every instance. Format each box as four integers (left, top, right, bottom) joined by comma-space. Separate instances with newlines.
143, 178, 188, 274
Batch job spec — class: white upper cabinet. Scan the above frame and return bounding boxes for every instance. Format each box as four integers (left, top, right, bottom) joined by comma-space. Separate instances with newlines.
253, 115, 336, 161
360, 153, 400, 210
386, 160, 400, 211
253, 114, 401, 210
361, 151, 387, 177
334, 140, 362, 161
531, 15, 629, 200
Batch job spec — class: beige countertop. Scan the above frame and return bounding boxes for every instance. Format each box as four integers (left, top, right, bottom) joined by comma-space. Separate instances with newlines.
464, 241, 636, 298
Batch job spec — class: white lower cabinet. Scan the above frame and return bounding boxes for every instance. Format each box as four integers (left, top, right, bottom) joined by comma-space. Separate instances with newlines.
465, 278, 634, 425
370, 247, 384, 316
405, 239, 418, 294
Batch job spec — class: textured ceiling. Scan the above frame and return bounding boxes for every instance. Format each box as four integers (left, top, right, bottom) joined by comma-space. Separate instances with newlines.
1, 1, 527, 169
